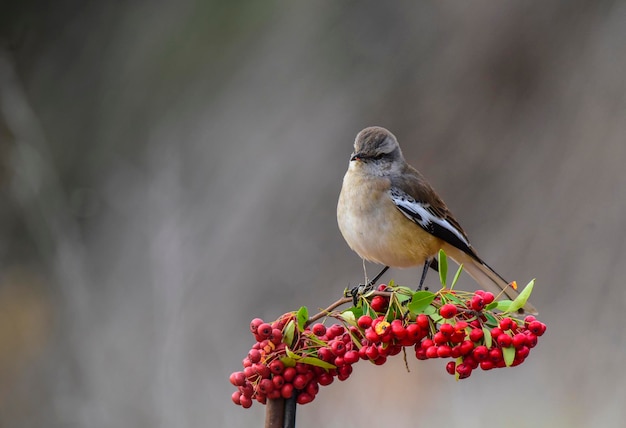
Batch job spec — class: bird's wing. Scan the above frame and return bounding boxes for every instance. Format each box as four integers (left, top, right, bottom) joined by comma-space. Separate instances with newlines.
388, 169, 479, 260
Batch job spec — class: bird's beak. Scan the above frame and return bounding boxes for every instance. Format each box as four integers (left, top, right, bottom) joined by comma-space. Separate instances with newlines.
350, 153, 362, 162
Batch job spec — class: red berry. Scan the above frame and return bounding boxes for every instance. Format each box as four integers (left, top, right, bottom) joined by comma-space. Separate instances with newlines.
365, 345, 379, 360
239, 383, 253, 397
459, 340, 475, 356
318, 347, 334, 362
450, 345, 462, 358
229, 371, 246, 386
306, 381, 319, 396
258, 378, 274, 394
270, 329, 283, 345
464, 355, 479, 369
269, 360, 284, 375
524, 315, 537, 325
344, 350, 360, 364
272, 375, 285, 389
255, 364, 271, 379
231, 391, 242, 405
528, 321, 546, 336
479, 361, 494, 370
491, 327, 503, 338
470, 295, 485, 311
512, 333, 527, 349
296, 392, 314, 405
317, 372, 334, 386
250, 318, 264, 334
456, 363, 472, 379
311, 323, 326, 337
338, 364, 353, 379
421, 339, 435, 350
243, 366, 256, 379
390, 320, 407, 339
370, 296, 389, 312
426, 346, 439, 359
499, 318, 513, 331
257, 323, 273, 339
281, 383, 294, 399
516, 346, 530, 359
437, 345, 452, 358
248, 349, 262, 364
372, 355, 387, 366
489, 348, 503, 363
331, 340, 347, 356
524, 332, 538, 348
433, 331, 448, 345
446, 361, 456, 375
473, 345, 489, 361
293, 374, 308, 390
440, 323, 455, 338
357, 315, 373, 329
239, 394, 253, 408
328, 324, 345, 339
283, 367, 296, 382
482, 292, 495, 304
469, 328, 484, 343
449, 331, 466, 344
497, 334, 513, 348
416, 314, 430, 329
440, 303, 458, 319
415, 348, 427, 360
406, 323, 423, 343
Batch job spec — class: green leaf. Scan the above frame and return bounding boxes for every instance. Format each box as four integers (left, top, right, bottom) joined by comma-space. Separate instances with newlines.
438, 249, 448, 286
454, 357, 462, 381
429, 313, 443, 323
296, 306, 309, 332
285, 347, 301, 360
299, 356, 336, 370
503, 346, 515, 367
444, 293, 464, 305
505, 279, 535, 314
395, 286, 414, 303
496, 300, 513, 312
450, 264, 464, 288
485, 301, 498, 311
283, 320, 296, 346
279, 356, 297, 367
387, 279, 395, 288
484, 312, 498, 326
482, 327, 492, 348
408, 291, 436, 314
339, 310, 357, 327
342, 306, 363, 321
422, 305, 437, 315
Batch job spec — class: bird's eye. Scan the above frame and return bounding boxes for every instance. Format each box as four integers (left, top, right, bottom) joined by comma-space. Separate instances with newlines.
373, 153, 385, 161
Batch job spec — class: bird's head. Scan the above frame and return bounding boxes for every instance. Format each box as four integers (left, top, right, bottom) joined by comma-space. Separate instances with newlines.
350, 126, 405, 176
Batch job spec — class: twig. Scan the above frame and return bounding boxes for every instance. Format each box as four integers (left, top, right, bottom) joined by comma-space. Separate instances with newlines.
306, 291, 396, 325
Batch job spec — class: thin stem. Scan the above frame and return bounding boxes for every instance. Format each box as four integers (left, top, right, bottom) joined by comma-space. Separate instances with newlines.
306, 291, 396, 325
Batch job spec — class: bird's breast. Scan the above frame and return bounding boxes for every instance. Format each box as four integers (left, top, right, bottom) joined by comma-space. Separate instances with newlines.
337, 170, 442, 267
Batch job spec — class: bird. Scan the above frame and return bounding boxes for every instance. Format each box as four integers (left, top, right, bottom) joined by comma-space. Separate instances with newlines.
337, 126, 537, 314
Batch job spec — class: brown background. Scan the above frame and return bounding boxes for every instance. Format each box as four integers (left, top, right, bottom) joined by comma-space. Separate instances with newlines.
1, 2, 625, 427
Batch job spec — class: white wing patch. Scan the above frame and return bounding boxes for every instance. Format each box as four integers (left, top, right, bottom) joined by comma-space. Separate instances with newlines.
388, 188, 470, 248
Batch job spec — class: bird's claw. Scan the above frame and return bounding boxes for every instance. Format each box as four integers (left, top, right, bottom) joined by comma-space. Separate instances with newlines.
349, 283, 374, 306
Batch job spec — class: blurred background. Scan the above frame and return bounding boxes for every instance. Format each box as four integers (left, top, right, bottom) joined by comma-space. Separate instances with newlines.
1, 1, 625, 427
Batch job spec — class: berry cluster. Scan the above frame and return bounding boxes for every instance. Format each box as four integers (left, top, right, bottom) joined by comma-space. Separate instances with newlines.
230, 283, 546, 408
230, 313, 358, 408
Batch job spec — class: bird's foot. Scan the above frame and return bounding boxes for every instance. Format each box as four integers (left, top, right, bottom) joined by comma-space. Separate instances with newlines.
348, 282, 374, 306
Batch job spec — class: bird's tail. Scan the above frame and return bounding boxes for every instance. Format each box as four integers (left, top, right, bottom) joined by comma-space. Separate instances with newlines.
440, 243, 538, 315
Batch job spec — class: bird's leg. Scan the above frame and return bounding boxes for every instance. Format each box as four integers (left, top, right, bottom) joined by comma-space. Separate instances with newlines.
349, 265, 390, 305
417, 259, 432, 291
428, 258, 439, 273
